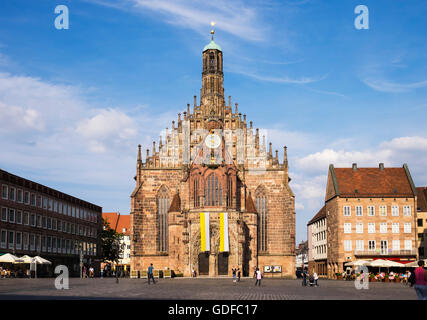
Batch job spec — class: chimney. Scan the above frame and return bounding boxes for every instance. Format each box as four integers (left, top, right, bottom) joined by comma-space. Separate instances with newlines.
379, 163, 384, 171
352, 163, 357, 171
194, 96, 197, 108
228, 96, 231, 107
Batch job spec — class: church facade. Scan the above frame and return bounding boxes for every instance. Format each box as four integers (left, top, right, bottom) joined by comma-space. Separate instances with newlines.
130, 32, 296, 278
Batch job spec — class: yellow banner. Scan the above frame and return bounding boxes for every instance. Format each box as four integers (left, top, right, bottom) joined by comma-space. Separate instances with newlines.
200, 212, 206, 251
200, 212, 210, 251
220, 212, 229, 252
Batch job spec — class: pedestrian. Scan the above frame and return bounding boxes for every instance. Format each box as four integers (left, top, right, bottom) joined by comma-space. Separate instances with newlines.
237, 268, 241, 282
89, 266, 94, 278
313, 271, 319, 287
147, 263, 156, 285
411, 260, 427, 300
83, 266, 87, 278
191, 268, 195, 277
302, 268, 307, 286
232, 267, 236, 282
255, 268, 262, 286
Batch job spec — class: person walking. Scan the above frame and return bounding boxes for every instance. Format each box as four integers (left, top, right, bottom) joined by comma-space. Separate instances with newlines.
412, 260, 427, 300
313, 271, 319, 287
232, 267, 236, 283
255, 268, 262, 286
89, 266, 94, 278
237, 268, 241, 282
82, 266, 87, 278
302, 268, 307, 286
147, 263, 156, 285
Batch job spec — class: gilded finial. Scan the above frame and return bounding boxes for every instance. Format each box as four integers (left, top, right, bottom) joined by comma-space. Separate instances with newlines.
210, 21, 216, 40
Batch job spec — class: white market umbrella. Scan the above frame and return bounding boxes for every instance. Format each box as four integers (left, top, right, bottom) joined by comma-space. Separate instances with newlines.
405, 259, 427, 268
345, 260, 371, 267
18, 255, 34, 264
33, 256, 51, 265
369, 259, 389, 267
0, 253, 19, 263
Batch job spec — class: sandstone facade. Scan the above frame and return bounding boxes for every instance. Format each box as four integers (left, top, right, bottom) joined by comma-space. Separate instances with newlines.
130, 34, 296, 277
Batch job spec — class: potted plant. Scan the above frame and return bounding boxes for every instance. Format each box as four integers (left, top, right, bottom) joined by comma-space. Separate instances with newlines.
395, 276, 401, 283
369, 274, 375, 282
384, 274, 389, 282
335, 272, 342, 280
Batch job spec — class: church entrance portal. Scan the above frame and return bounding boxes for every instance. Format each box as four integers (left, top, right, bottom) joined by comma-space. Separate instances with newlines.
198, 252, 209, 275
217, 252, 228, 275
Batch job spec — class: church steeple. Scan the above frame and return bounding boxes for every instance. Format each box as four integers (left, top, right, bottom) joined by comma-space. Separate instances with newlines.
201, 22, 225, 119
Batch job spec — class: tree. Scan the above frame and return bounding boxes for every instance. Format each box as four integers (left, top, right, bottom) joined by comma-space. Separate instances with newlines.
100, 218, 124, 264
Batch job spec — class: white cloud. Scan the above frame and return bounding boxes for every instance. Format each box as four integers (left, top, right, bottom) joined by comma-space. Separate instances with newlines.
89, 0, 266, 42
76, 108, 138, 153
363, 78, 427, 93
380, 136, 427, 151
0, 102, 44, 132
228, 68, 327, 85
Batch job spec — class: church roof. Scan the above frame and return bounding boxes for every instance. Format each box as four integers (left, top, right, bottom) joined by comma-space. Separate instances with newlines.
203, 40, 222, 52
168, 192, 181, 212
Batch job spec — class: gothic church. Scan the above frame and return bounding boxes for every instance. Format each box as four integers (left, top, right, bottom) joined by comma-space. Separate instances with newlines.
130, 30, 296, 277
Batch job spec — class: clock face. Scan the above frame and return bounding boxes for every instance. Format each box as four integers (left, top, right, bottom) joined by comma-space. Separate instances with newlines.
205, 134, 221, 149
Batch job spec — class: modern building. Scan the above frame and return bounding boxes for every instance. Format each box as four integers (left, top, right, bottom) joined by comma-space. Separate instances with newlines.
323, 163, 417, 278
130, 30, 296, 278
307, 206, 327, 276
102, 212, 131, 267
416, 187, 427, 259
0, 169, 102, 276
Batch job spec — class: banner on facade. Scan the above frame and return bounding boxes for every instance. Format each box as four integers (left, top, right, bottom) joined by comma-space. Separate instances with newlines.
220, 212, 229, 252
200, 212, 210, 252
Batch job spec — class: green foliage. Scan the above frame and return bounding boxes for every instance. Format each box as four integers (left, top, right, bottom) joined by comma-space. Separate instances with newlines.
100, 218, 124, 263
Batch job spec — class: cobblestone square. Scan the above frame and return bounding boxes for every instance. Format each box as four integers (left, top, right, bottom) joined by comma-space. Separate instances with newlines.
0, 278, 419, 300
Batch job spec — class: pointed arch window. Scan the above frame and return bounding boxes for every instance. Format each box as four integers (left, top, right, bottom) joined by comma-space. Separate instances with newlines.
227, 177, 233, 208
205, 174, 222, 206
193, 178, 199, 208
209, 53, 215, 69
157, 187, 170, 252
255, 191, 268, 253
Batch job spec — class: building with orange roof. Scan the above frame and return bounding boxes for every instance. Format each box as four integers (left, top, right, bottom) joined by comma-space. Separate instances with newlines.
102, 212, 131, 268
316, 163, 418, 278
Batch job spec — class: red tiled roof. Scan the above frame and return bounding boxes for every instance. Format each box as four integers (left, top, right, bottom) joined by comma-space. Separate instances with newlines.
416, 187, 427, 212
102, 212, 130, 236
334, 167, 414, 197
307, 205, 326, 225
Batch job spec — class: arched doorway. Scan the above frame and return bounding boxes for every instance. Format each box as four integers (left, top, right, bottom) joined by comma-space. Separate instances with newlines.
198, 252, 209, 275
217, 252, 228, 275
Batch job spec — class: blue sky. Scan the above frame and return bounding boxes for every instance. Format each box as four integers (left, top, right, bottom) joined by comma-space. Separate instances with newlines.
1, 0, 427, 244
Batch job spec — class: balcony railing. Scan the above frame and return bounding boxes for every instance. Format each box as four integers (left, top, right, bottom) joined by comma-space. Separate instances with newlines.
354, 249, 417, 256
